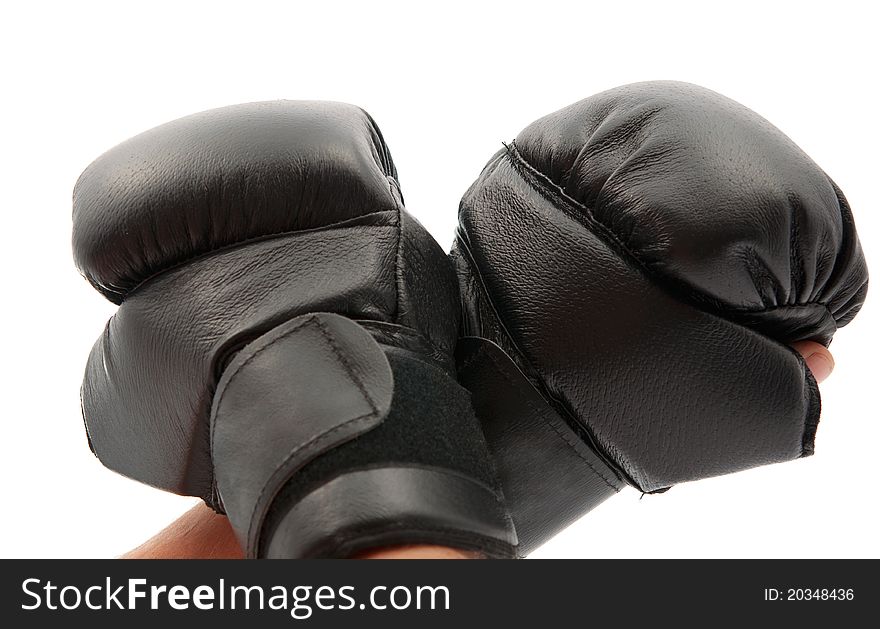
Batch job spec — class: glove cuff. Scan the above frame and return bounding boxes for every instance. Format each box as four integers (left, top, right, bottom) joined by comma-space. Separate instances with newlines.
210, 312, 517, 558
263, 466, 514, 558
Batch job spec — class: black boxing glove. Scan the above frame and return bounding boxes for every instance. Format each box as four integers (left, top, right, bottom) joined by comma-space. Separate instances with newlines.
452, 81, 868, 555
74, 101, 516, 558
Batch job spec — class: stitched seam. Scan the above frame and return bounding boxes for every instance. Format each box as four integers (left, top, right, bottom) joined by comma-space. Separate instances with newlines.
211, 315, 378, 539
454, 235, 626, 488
483, 347, 619, 492
505, 143, 836, 320
312, 316, 379, 415
210, 316, 316, 460
464, 344, 619, 492
107, 211, 396, 303
248, 412, 379, 551
210, 314, 384, 548
391, 177, 404, 325
788, 192, 804, 303
453, 235, 537, 379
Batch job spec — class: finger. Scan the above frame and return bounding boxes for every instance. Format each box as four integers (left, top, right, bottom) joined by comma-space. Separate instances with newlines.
122, 502, 244, 559
789, 340, 835, 384
357, 545, 482, 559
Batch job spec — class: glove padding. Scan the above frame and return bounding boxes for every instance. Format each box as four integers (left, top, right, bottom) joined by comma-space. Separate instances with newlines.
74, 101, 516, 558
452, 81, 868, 554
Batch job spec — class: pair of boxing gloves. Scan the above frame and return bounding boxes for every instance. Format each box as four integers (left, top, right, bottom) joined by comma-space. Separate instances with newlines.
74, 82, 868, 558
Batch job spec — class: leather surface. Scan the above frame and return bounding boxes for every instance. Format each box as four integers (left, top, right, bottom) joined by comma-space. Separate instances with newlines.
74, 101, 459, 497
72, 101, 398, 304
74, 101, 514, 557
455, 81, 868, 548
266, 467, 516, 559
82, 217, 399, 496
458, 189, 820, 491
257, 342, 517, 556
456, 337, 621, 555
513, 81, 867, 343
211, 313, 393, 557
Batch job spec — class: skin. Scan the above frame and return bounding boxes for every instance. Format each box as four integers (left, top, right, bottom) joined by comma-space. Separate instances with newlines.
124, 341, 835, 560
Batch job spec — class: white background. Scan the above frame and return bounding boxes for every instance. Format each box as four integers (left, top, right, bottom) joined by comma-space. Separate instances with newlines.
1, 1, 877, 558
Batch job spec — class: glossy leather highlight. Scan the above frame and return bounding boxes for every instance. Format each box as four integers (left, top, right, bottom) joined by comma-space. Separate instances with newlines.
453, 81, 868, 553
74, 101, 516, 558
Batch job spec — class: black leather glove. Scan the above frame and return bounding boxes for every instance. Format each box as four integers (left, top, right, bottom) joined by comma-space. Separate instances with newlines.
452, 81, 868, 555
74, 101, 516, 558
